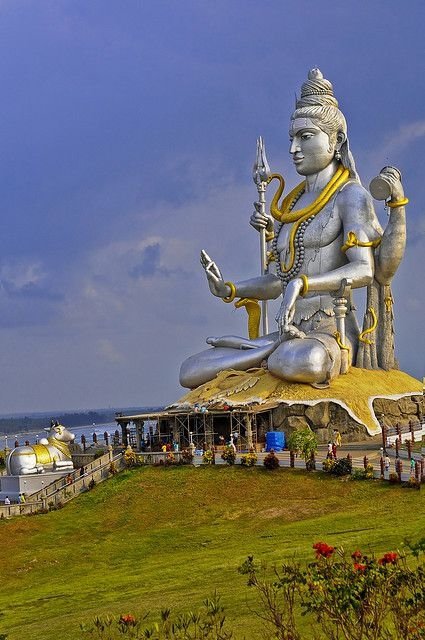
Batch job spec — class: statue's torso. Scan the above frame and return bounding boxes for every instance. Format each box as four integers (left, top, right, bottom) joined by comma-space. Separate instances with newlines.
275, 191, 346, 279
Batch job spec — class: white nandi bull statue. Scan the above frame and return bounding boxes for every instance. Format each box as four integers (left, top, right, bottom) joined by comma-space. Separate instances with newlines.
6, 423, 75, 476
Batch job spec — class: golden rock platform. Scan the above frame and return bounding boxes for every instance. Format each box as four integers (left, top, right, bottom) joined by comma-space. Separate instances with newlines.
174, 368, 423, 436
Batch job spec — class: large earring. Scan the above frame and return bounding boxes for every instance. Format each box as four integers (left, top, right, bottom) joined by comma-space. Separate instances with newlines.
335, 149, 341, 161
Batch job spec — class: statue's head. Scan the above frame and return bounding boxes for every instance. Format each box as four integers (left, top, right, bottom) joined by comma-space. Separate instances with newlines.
291, 69, 357, 179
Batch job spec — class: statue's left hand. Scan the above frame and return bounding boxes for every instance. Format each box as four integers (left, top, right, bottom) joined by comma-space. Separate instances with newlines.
275, 278, 304, 338
200, 250, 230, 298
382, 166, 405, 201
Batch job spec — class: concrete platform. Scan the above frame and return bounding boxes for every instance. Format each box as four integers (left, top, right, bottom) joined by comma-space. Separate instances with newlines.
0, 470, 70, 501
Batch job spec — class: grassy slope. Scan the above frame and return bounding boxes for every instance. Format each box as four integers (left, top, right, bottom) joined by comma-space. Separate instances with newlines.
1, 465, 424, 640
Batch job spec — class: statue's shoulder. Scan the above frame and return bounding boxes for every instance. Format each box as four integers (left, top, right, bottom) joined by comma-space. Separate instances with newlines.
335, 179, 376, 220
335, 179, 373, 207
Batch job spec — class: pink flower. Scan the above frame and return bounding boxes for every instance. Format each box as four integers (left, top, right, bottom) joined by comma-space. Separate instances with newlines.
351, 550, 362, 560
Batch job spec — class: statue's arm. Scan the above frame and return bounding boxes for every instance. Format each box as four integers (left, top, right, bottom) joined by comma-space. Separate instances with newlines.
373, 173, 407, 285
201, 249, 281, 301
232, 273, 282, 300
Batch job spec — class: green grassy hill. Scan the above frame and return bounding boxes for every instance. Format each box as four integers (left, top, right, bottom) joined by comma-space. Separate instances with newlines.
1, 465, 424, 639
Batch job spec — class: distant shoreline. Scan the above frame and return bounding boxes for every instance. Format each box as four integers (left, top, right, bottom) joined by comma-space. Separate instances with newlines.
0, 406, 163, 436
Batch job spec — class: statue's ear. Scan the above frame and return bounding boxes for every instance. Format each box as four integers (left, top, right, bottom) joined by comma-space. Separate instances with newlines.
336, 131, 347, 147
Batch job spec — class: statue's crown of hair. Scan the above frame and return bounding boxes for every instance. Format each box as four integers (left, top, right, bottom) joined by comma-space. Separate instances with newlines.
297, 68, 338, 108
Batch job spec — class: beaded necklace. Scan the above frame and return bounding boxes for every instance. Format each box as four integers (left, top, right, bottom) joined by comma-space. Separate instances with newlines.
271, 188, 306, 286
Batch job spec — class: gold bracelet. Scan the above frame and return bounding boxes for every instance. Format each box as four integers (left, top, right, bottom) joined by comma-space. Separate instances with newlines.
387, 197, 409, 208
299, 274, 309, 297
223, 281, 237, 303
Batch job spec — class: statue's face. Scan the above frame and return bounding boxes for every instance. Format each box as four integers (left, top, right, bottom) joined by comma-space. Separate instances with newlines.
289, 118, 335, 176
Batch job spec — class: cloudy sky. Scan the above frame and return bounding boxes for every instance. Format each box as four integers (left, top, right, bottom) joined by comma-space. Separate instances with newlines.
0, 1, 424, 413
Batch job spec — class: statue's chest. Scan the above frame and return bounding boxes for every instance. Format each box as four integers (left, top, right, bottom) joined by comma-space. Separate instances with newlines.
275, 198, 342, 254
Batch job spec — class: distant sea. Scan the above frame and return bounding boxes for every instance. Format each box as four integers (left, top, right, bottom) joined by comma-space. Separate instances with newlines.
1, 422, 120, 447
0, 406, 163, 448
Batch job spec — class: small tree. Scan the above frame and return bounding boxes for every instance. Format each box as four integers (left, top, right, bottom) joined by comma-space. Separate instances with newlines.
287, 428, 318, 463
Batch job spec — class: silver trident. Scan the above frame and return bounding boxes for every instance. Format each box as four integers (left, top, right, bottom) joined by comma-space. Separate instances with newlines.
252, 136, 272, 336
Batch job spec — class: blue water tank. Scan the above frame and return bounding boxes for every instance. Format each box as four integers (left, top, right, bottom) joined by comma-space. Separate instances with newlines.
266, 431, 285, 452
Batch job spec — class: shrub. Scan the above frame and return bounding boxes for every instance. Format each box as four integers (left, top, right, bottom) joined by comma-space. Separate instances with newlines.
389, 472, 400, 484
330, 457, 352, 476
351, 464, 374, 481
202, 449, 215, 465
241, 451, 258, 467
364, 463, 375, 479
108, 461, 118, 475
124, 447, 137, 468
263, 450, 279, 470
181, 448, 194, 464
322, 458, 335, 472
88, 478, 96, 491
404, 477, 421, 490
221, 446, 236, 465
240, 539, 425, 640
287, 427, 318, 463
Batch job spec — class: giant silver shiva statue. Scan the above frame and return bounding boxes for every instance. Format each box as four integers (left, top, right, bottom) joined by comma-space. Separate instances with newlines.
180, 69, 408, 389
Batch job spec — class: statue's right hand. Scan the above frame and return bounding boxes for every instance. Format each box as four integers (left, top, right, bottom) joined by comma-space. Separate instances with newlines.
249, 202, 274, 233
200, 250, 231, 298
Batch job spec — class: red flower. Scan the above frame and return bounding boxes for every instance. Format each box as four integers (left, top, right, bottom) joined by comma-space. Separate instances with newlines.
351, 550, 362, 560
378, 552, 398, 565
313, 541, 335, 558
119, 614, 137, 627
353, 562, 367, 572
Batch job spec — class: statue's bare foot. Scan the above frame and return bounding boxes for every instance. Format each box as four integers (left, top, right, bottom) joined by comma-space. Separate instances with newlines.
206, 335, 259, 350
280, 325, 306, 341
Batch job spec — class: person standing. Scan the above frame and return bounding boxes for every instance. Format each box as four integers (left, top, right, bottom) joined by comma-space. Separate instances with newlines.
384, 454, 390, 474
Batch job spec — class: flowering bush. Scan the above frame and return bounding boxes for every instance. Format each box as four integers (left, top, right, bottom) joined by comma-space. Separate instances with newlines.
312, 541, 335, 558
389, 471, 400, 483
405, 477, 421, 490
124, 447, 137, 468
240, 538, 425, 640
322, 458, 335, 472
221, 446, 236, 465
108, 461, 118, 475
351, 463, 374, 480
181, 448, 194, 464
263, 450, 279, 470
240, 451, 258, 467
329, 457, 352, 476
202, 449, 215, 465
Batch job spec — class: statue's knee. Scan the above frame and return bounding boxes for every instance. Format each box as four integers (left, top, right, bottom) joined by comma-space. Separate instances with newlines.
268, 340, 330, 383
179, 360, 199, 389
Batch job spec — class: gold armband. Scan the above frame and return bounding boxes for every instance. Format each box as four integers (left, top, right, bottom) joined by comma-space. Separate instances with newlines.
341, 231, 381, 253
299, 274, 309, 297
387, 197, 409, 208
222, 281, 237, 303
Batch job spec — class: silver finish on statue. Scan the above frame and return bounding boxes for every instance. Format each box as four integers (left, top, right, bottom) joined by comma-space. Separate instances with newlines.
180, 69, 407, 389
6, 423, 75, 475
369, 166, 402, 201
332, 278, 352, 375
252, 136, 272, 335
